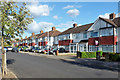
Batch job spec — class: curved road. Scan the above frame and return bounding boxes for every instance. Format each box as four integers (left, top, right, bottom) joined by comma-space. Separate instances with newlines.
6, 52, 118, 78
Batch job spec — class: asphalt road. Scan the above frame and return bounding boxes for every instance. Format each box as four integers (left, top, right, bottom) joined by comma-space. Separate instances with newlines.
6, 52, 118, 78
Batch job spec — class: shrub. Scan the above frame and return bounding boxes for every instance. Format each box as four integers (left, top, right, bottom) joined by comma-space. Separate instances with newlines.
97, 51, 103, 56
81, 52, 96, 58
109, 53, 120, 61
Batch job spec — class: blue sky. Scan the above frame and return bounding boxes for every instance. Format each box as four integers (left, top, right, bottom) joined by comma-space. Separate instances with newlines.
21, 2, 118, 39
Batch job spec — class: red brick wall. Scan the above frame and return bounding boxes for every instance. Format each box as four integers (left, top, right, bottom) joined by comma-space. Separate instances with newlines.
38, 42, 48, 46
38, 42, 42, 46
59, 40, 73, 46
29, 43, 32, 46
32, 43, 35, 46
24, 43, 27, 46
88, 36, 117, 45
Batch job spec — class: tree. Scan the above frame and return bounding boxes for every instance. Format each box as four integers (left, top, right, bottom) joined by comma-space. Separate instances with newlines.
0, 0, 33, 75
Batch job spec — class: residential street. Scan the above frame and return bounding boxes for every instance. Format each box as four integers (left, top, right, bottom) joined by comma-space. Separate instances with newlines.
6, 52, 118, 78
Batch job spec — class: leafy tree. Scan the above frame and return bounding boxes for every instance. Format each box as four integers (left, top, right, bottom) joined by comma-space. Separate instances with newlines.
0, 0, 33, 75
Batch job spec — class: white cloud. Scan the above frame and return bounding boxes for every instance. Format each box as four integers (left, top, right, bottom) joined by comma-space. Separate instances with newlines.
56, 21, 81, 32
98, 13, 119, 19
63, 5, 82, 9
27, 20, 54, 33
63, 5, 74, 9
66, 9, 80, 17
27, 3, 52, 17
99, 13, 110, 19
53, 15, 58, 19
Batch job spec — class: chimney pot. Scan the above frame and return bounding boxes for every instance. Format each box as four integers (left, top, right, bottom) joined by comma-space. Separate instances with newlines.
73, 23, 77, 28
109, 13, 116, 19
25, 36, 27, 39
40, 30, 43, 34
32, 33, 35, 36
52, 27, 56, 31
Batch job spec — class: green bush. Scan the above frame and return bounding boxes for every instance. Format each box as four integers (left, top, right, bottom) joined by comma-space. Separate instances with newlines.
109, 53, 120, 61
97, 51, 103, 56
81, 52, 96, 58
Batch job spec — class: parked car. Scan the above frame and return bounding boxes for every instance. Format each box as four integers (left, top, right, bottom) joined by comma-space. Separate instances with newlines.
20, 47, 24, 51
12, 47, 19, 52
23, 46, 30, 52
29, 46, 35, 52
49, 47, 66, 55
7, 47, 13, 51
32, 47, 41, 53
41, 48, 51, 53
4, 47, 8, 52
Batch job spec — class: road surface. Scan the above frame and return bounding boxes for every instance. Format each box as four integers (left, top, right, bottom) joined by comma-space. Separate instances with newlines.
6, 52, 118, 78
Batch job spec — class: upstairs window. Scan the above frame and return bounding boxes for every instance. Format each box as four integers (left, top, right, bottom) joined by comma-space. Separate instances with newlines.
91, 32, 98, 37
83, 33, 87, 38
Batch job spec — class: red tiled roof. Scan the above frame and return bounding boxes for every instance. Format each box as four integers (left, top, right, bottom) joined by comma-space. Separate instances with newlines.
59, 23, 94, 35
99, 17, 117, 27
37, 30, 61, 38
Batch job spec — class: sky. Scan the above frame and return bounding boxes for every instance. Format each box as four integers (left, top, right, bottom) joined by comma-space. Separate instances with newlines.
20, 2, 118, 39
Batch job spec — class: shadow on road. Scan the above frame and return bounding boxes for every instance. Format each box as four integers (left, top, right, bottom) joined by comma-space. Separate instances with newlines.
7, 59, 15, 65
59, 59, 119, 72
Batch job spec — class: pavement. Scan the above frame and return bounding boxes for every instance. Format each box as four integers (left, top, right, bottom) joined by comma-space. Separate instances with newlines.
20, 51, 120, 72
0, 50, 2, 79
0, 50, 18, 79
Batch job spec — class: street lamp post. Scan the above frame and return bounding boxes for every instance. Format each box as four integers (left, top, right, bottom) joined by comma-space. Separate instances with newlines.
44, 27, 49, 55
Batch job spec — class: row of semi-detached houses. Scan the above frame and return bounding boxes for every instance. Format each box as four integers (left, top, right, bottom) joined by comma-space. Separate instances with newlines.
12, 13, 120, 53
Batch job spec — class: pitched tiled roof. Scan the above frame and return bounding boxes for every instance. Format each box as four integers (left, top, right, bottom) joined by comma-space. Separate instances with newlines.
99, 17, 117, 27
37, 30, 61, 38
99, 17, 120, 27
113, 17, 120, 27
49, 30, 61, 37
59, 23, 94, 35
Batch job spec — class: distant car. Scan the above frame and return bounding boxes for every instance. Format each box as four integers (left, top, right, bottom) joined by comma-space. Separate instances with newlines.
7, 47, 13, 51
23, 46, 30, 52
29, 47, 35, 52
32, 47, 41, 53
41, 48, 50, 53
4, 47, 8, 52
20, 47, 24, 51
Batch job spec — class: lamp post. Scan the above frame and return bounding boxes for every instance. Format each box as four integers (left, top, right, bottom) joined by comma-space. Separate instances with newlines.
44, 26, 49, 55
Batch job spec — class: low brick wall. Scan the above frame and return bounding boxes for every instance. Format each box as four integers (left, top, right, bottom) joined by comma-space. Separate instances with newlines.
58, 53, 76, 56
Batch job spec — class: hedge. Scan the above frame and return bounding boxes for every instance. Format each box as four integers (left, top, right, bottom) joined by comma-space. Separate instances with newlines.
77, 52, 96, 58
108, 53, 120, 61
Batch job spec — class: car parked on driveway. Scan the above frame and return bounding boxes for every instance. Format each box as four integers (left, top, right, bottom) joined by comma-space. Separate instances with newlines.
7, 47, 13, 51
49, 47, 66, 55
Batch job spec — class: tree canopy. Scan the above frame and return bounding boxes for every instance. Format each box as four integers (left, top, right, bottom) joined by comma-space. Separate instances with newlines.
0, 1, 33, 42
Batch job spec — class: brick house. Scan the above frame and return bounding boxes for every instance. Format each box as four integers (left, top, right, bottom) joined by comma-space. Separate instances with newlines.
88, 13, 120, 53
58, 23, 93, 53
37, 27, 61, 49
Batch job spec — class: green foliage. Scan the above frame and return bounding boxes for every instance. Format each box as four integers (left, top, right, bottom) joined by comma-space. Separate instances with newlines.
109, 53, 120, 61
81, 52, 96, 58
97, 51, 103, 56
0, 1, 33, 40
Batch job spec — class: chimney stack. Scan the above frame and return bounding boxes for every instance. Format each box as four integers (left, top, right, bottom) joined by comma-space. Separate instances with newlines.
52, 27, 56, 31
32, 33, 35, 36
109, 13, 116, 19
73, 23, 77, 28
25, 36, 27, 39
40, 30, 43, 34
